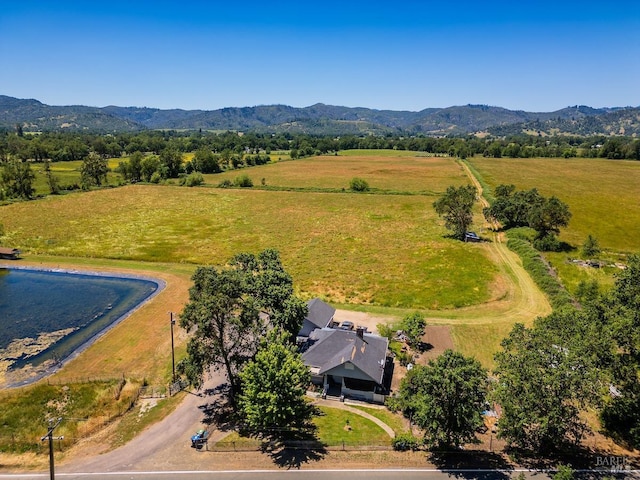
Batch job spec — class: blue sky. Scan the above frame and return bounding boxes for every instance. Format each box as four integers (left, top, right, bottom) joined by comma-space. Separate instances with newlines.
1, 1, 639, 112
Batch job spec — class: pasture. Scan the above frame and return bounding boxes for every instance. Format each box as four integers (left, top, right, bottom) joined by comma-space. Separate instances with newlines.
467, 157, 640, 294
1, 178, 496, 310
467, 157, 640, 254
210, 152, 467, 193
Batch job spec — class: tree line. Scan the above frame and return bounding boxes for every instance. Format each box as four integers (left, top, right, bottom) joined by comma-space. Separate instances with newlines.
2, 130, 640, 163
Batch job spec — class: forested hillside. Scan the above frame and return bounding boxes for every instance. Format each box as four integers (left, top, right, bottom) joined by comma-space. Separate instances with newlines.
2, 95, 638, 136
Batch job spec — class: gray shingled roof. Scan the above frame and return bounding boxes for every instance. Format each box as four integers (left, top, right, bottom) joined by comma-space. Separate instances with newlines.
302, 328, 388, 384
298, 298, 336, 337
307, 298, 335, 329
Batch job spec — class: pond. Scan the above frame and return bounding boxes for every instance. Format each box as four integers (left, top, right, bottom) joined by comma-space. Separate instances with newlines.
0, 267, 162, 387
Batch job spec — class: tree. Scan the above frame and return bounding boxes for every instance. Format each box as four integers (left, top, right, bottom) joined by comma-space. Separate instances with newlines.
599, 255, 640, 447
178, 265, 262, 405
400, 312, 426, 350
117, 151, 143, 182
1, 160, 35, 199
80, 152, 108, 187
493, 312, 606, 453
528, 196, 572, 240
140, 155, 160, 182
349, 177, 370, 192
229, 249, 307, 340
43, 160, 60, 194
159, 148, 183, 178
582, 234, 601, 258
395, 349, 488, 449
238, 330, 317, 438
178, 249, 306, 407
192, 147, 221, 173
433, 185, 477, 240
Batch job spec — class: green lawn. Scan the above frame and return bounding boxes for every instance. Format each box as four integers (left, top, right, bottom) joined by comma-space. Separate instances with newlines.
314, 406, 391, 446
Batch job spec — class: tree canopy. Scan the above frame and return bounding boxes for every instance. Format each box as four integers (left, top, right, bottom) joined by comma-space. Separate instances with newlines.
394, 349, 488, 449
433, 185, 477, 240
178, 249, 306, 407
80, 151, 109, 187
238, 330, 317, 438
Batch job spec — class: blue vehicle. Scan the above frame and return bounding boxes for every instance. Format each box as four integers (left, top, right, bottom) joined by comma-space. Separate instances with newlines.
190, 429, 208, 449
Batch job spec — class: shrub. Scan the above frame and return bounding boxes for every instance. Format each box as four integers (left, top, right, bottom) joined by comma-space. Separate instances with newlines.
533, 233, 561, 252
349, 177, 370, 192
392, 433, 421, 451
184, 172, 204, 187
218, 179, 233, 188
234, 174, 253, 188
150, 171, 162, 184
582, 234, 601, 258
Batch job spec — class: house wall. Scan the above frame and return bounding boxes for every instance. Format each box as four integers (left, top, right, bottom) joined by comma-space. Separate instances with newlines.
324, 362, 378, 383
341, 385, 386, 404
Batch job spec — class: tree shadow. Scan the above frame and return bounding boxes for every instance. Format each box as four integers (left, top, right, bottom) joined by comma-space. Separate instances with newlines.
259, 429, 328, 469
198, 383, 236, 431
429, 450, 513, 480
506, 442, 640, 471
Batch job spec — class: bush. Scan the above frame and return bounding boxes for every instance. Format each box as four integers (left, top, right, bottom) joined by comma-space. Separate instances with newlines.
234, 174, 253, 188
533, 233, 561, 252
184, 172, 204, 187
349, 177, 370, 192
392, 433, 421, 451
218, 179, 233, 188
150, 171, 162, 184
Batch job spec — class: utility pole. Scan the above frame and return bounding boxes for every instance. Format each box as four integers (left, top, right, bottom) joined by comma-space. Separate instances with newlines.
170, 311, 176, 381
41, 418, 63, 480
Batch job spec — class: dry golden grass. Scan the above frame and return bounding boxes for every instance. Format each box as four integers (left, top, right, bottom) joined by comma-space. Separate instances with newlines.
208, 153, 469, 193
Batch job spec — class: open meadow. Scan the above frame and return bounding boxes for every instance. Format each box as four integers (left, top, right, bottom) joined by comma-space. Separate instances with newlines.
209, 152, 466, 193
467, 157, 640, 293
3, 154, 496, 310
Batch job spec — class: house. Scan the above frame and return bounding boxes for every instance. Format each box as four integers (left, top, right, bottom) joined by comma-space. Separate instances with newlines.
0, 247, 21, 260
297, 298, 336, 339
302, 327, 390, 403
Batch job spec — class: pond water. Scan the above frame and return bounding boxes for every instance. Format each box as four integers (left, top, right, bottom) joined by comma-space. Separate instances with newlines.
0, 268, 161, 385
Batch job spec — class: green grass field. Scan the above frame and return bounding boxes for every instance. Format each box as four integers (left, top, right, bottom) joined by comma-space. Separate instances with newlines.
467, 156, 640, 295
467, 157, 640, 254
2, 155, 497, 310
209, 152, 468, 193
30, 158, 125, 196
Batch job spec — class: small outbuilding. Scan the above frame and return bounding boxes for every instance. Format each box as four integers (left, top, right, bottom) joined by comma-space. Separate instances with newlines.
0, 247, 21, 260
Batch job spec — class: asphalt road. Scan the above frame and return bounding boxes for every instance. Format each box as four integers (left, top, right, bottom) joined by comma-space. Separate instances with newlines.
2, 469, 639, 480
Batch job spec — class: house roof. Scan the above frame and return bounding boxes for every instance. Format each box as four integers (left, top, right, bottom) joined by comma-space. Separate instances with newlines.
0, 247, 20, 255
305, 298, 335, 330
302, 328, 388, 385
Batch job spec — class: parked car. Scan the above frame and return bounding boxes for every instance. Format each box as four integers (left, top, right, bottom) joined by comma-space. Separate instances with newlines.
191, 429, 208, 449
340, 321, 354, 330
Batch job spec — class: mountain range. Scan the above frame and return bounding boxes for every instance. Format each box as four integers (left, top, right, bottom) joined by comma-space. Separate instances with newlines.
1, 95, 639, 136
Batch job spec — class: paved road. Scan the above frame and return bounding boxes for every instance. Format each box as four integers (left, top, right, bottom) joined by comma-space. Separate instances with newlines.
2, 469, 639, 480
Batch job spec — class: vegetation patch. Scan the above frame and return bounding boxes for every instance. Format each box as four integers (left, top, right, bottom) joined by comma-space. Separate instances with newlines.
0, 379, 142, 453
